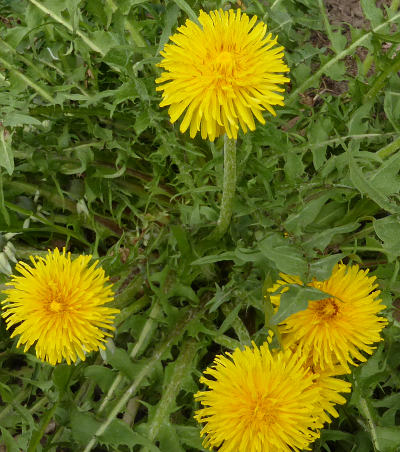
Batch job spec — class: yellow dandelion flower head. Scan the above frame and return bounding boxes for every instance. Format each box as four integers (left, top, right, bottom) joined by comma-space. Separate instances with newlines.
271, 263, 388, 372
156, 8, 290, 141
1, 248, 119, 366
194, 342, 324, 452
303, 355, 351, 426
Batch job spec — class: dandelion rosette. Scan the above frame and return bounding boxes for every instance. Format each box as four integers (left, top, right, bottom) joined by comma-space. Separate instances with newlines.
156, 9, 290, 141
1, 248, 119, 365
268, 263, 388, 372
194, 343, 332, 452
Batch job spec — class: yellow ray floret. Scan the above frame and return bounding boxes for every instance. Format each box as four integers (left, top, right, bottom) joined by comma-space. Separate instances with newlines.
267, 264, 388, 372
156, 9, 290, 141
194, 342, 336, 452
303, 356, 351, 426
1, 248, 119, 365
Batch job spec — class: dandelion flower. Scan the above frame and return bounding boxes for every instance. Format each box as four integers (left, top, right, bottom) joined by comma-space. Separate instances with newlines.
269, 264, 388, 372
194, 343, 326, 452
156, 9, 290, 141
305, 357, 351, 425
1, 248, 119, 365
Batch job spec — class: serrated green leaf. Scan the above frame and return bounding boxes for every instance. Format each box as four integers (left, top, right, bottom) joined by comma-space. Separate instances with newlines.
348, 150, 400, 214
361, 0, 384, 28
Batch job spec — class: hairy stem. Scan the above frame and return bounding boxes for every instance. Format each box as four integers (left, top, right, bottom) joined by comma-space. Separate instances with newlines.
145, 338, 198, 443
358, 397, 380, 452
210, 136, 237, 240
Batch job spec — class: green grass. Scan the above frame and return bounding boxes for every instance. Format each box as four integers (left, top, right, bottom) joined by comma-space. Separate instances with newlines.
1, 0, 400, 451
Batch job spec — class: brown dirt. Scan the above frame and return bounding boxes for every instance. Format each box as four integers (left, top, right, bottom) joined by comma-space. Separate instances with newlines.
325, 0, 369, 28
325, 0, 392, 28
302, 0, 391, 100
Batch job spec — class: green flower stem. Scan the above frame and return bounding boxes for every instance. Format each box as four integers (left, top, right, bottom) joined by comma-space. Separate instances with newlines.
358, 396, 380, 452
145, 338, 198, 444
210, 135, 237, 240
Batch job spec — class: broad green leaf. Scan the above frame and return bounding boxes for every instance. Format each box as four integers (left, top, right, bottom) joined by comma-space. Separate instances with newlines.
271, 286, 327, 325
309, 254, 345, 280
284, 193, 332, 234
158, 423, 185, 452
308, 117, 333, 169
52, 364, 74, 393
105, 347, 137, 379
369, 152, 400, 196
306, 222, 360, 251
284, 152, 304, 182
375, 427, 400, 452
83, 365, 117, 393
258, 234, 307, 277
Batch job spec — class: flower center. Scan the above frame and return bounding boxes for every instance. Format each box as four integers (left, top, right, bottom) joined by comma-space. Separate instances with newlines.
214, 50, 236, 77
49, 299, 63, 312
46, 281, 67, 313
248, 397, 277, 427
314, 297, 340, 320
